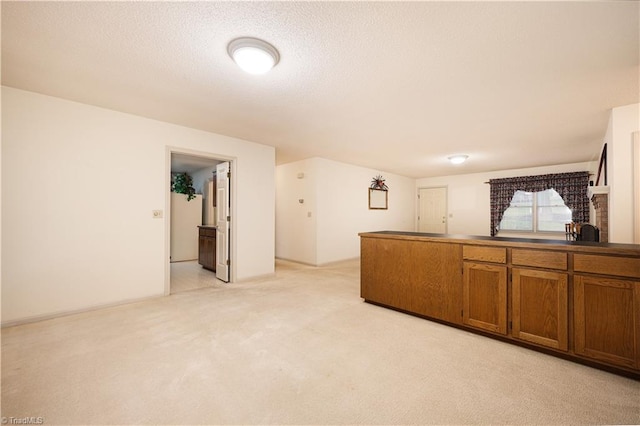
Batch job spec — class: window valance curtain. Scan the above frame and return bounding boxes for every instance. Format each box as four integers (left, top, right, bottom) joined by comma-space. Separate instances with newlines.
489, 171, 590, 237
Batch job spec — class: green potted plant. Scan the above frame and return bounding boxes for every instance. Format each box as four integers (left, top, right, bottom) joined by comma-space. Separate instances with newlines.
172, 172, 196, 201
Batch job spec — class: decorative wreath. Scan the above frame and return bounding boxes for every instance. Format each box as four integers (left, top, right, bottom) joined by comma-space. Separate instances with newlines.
370, 175, 388, 191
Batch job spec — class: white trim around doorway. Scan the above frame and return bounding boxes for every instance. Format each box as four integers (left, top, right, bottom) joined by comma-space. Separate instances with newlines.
164, 146, 238, 296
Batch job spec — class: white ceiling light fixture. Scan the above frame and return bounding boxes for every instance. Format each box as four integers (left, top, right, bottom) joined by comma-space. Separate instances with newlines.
227, 37, 280, 75
448, 155, 469, 165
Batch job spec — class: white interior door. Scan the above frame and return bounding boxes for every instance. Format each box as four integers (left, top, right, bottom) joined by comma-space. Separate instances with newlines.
418, 187, 448, 233
216, 162, 231, 282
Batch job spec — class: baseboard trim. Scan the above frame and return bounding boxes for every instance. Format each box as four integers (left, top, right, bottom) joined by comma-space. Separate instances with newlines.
234, 271, 277, 283
1, 293, 165, 328
316, 257, 360, 267
275, 256, 360, 267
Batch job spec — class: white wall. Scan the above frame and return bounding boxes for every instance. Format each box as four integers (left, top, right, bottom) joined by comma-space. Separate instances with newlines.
634, 132, 640, 244
191, 164, 219, 195
315, 158, 415, 264
275, 159, 317, 264
191, 165, 218, 226
606, 103, 640, 243
276, 157, 415, 265
1, 87, 275, 325
415, 162, 596, 238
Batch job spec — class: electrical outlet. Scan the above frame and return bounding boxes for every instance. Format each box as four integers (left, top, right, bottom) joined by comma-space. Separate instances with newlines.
152, 210, 163, 219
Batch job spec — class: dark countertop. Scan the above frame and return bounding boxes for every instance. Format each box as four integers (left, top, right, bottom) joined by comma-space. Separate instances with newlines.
359, 230, 640, 255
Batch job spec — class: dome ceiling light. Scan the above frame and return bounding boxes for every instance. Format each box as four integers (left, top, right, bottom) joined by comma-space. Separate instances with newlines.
227, 37, 280, 75
448, 155, 469, 165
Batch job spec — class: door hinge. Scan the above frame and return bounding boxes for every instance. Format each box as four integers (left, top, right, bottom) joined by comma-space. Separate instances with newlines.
227, 172, 230, 178
226, 259, 230, 266
227, 215, 231, 221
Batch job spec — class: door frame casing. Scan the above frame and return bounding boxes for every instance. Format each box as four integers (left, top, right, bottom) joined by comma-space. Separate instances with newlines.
417, 186, 448, 233
165, 146, 237, 295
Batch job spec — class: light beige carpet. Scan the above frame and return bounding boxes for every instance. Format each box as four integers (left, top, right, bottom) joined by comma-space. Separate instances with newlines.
2, 259, 639, 425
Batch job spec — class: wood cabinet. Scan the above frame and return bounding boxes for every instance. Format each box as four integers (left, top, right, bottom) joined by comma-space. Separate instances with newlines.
463, 262, 507, 334
361, 237, 462, 324
574, 275, 640, 369
573, 253, 640, 369
360, 231, 640, 377
462, 247, 569, 348
462, 245, 507, 334
510, 249, 569, 350
198, 226, 216, 271
512, 268, 568, 351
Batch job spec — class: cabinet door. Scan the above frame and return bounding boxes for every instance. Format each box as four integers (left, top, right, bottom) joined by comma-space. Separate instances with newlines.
198, 235, 216, 271
463, 262, 507, 335
205, 236, 216, 271
574, 275, 640, 369
512, 268, 568, 351
198, 236, 207, 266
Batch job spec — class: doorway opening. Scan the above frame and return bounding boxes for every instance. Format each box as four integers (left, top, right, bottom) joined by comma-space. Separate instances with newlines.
165, 148, 234, 295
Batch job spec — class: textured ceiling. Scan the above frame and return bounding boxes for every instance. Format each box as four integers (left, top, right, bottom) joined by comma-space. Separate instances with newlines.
2, 1, 638, 178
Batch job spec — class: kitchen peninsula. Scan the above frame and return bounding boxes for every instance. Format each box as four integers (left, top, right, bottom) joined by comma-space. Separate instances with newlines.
360, 231, 640, 377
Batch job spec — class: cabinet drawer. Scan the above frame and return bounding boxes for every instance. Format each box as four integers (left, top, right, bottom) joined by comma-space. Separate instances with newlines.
574, 254, 640, 279
512, 249, 567, 270
199, 228, 216, 237
463, 246, 506, 264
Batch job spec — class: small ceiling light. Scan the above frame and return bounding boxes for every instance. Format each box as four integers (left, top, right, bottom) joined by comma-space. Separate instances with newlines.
227, 37, 280, 75
448, 155, 469, 165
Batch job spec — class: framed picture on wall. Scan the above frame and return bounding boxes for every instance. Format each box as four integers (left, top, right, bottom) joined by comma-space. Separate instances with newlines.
369, 188, 388, 210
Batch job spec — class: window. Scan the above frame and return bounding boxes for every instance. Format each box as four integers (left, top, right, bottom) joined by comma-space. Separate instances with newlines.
489, 171, 589, 237
499, 189, 572, 233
